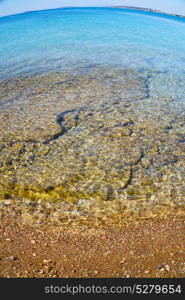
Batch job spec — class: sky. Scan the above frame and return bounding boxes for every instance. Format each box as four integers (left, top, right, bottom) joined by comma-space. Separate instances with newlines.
0, 1, 185, 17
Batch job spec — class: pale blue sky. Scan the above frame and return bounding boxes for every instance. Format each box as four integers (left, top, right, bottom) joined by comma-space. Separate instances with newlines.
0, 1, 185, 17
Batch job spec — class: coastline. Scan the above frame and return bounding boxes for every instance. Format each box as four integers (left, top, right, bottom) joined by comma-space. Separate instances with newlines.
114, 6, 185, 18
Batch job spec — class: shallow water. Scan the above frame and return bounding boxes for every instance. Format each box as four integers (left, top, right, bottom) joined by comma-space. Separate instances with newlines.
0, 8, 185, 218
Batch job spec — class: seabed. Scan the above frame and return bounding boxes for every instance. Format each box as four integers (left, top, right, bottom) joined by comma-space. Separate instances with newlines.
0, 65, 185, 227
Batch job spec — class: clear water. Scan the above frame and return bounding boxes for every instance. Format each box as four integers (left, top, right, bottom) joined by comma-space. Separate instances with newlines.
0, 8, 185, 220
0, 7, 185, 80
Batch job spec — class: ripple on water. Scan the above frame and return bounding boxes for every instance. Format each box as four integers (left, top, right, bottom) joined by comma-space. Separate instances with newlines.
0, 66, 185, 221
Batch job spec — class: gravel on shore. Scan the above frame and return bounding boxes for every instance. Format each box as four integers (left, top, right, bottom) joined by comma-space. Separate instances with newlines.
0, 211, 184, 278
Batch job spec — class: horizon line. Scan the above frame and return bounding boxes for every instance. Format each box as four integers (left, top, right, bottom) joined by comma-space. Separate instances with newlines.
0, 6, 185, 20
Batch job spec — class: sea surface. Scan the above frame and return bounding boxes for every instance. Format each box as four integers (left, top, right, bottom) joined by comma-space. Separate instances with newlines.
0, 7, 185, 80
0, 8, 185, 221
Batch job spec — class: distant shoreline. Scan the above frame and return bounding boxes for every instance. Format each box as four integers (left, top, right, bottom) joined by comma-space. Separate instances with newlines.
114, 6, 185, 18
0, 6, 185, 19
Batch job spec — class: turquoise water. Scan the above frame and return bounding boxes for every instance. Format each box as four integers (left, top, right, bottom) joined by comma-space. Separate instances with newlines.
0, 7, 185, 80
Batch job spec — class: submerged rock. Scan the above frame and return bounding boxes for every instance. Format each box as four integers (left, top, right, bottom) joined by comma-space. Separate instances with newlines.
0, 66, 185, 216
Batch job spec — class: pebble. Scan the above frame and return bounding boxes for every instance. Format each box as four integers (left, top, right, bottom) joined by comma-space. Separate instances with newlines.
165, 265, 171, 272
43, 259, 52, 264
9, 256, 17, 261
120, 258, 126, 264
100, 235, 107, 240
3, 200, 12, 206
156, 264, 165, 271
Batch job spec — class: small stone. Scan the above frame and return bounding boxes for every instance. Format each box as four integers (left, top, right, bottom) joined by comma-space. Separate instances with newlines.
120, 258, 126, 264
117, 127, 131, 137
21, 213, 33, 223
43, 259, 52, 264
94, 270, 99, 275
3, 200, 12, 206
101, 235, 107, 240
165, 265, 171, 272
25, 200, 31, 205
156, 264, 165, 271
30, 240, 35, 244
6, 159, 13, 166
28, 154, 35, 161
144, 270, 150, 274
32, 253, 37, 257
9, 256, 17, 261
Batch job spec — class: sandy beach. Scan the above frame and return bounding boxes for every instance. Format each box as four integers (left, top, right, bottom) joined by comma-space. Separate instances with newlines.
0, 211, 184, 278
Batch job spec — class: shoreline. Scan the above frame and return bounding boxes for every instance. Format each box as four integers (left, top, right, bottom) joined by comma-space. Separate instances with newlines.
0, 6, 185, 19
114, 6, 185, 19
